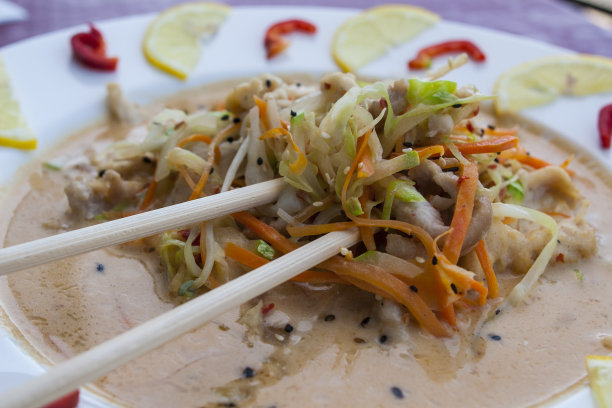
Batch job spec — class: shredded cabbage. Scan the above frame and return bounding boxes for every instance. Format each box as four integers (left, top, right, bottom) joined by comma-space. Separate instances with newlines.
492, 203, 558, 308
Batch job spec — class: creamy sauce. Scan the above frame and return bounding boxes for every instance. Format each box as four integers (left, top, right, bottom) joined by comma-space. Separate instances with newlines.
1, 81, 612, 408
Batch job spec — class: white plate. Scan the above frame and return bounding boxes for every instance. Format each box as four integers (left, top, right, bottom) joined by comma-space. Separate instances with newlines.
0, 5, 609, 408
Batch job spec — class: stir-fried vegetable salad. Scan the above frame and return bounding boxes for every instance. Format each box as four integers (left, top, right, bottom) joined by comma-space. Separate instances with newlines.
93, 72, 584, 336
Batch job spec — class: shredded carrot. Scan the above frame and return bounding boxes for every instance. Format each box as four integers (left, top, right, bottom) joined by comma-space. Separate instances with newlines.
178, 134, 221, 164
443, 161, 478, 264
500, 151, 575, 177
474, 240, 498, 298
139, 179, 157, 210
232, 211, 297, 253
177, 165, 197, 190
341, 130, 372, 216
560, 154, 574, 169
320, 256, 449, 337
260, 127, 307, 174
289, 270, 347, 284
233, 209, 450, 336
484, 127, 518, 136
253, 96, 270, 130
444, 135, 519, 156
189, 123, 239, 200
357, 144, 375, 178
415, 145, 444, 161
439, 305, 456, 326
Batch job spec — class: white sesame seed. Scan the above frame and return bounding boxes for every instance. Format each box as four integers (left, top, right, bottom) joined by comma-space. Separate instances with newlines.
415, 256, 426, 264
343, 166, 351, 175
357, 162, 363, 169
321, 131, 331, 139
275, 334, 285, 341
402, 148, 413, 153
340, 247, 349, 256
312, 201, 323, 207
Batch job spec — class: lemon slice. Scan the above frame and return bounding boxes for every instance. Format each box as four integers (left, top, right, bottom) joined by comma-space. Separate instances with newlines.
0, 54, 35, 150
332, 5, 439, 73
586, 355, 612, 408
494, 55, 612, 113
143, 2, 230, 80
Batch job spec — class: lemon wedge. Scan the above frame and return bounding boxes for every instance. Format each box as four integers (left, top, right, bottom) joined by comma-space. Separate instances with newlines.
143, 2, 230, 80
331, 5, 439, 73
0, 54, 35, 150
494, 55, 612, 113
586, 355, 612, 408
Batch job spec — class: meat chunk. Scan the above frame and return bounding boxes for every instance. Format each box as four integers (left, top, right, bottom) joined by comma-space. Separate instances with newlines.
522, 166, 580, 213
320, 72, 357, 102
225, 75, 284, 114
107, 83, 146, 124
65, 169, 145, 219
392, 200, 448, 239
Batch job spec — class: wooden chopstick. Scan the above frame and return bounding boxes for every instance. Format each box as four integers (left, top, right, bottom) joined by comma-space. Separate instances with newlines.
0, 178, 285, 276
1, 229, 360, 408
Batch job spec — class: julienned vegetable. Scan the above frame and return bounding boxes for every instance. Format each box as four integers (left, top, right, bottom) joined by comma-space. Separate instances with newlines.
599, 103, 612, 149
264, 19, 317, 59
88, 70, 592, 337
70, 23, 118, 71
408, 40, 486, 69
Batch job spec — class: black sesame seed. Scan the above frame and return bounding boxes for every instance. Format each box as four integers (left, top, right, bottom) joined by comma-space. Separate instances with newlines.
443, 166, 460, 172
233, 117, 241, 124
142, 156, 152, 164
360, 317, 371, 327
480, 128, 485, 137
379, 335, 388, 344
489, 334, 502, 341
290, 110, 297, 117
284, 323, 294, 333
257, 157, 264, 165
452, 103, 463, 108
495, 309, 501, 315
221, 114, 230, 121
210, 168, 214, 174
432, 256, 438, 265
557, 239, 561, 244
496, 151, 501, 155
403, 141, 413, 148
96, 263, 104, 273
450, 283, 458, 294
340, 209, 346, 218
409, 285, 418, 293
324, 314, 335, 322
296, 82, 301, 87
265, 78, 272, 88
390, 386, 404, 399
494, 157, 499, 163
227, 136, 234, 143
488, 124, 496, 130
526, 151, 531, 156
98, 169, 106, 178
243, 366, 254, 378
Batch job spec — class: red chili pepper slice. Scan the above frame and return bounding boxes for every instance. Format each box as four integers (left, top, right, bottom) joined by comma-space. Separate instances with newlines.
71, 23, 118, 71
41, 389, 80, 408
264, 19, 317, 59
408, 40, 486, 70
598, 103, 612, 149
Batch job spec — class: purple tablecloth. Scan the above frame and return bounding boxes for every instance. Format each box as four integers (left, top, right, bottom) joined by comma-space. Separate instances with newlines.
0, 0, 611, 56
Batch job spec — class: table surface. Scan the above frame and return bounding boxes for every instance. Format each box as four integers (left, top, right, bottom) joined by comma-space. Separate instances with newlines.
0, 0, 611, 56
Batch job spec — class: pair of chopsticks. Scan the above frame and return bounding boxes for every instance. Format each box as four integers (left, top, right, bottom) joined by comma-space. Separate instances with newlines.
0, 178, 360, 408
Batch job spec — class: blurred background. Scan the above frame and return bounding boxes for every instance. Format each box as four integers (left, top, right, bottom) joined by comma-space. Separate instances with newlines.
0, 0, 611, 56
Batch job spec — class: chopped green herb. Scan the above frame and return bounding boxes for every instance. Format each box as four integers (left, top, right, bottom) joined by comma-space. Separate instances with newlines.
43, 162, 62, 171
94, 214, 108, 221
256, 240, 275, 260
574, 268, 584, 282
179, 280, 195, 296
